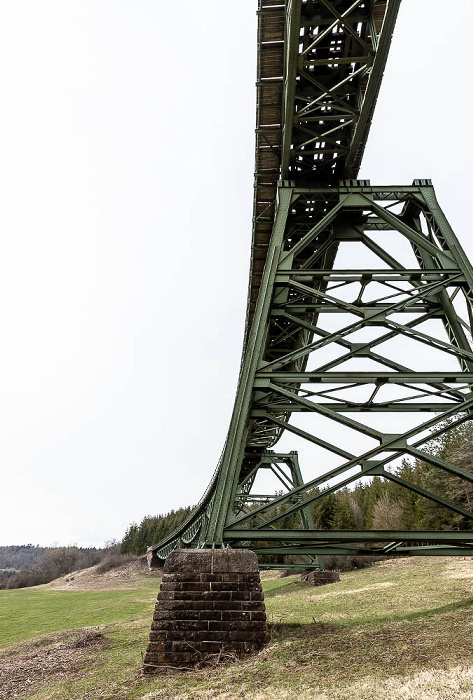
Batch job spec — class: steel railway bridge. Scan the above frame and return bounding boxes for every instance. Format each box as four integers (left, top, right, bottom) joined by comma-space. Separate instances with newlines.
149, 0, 473, 566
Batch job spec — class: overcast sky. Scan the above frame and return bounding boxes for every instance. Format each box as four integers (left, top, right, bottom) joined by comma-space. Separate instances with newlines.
0, 1, 472, 548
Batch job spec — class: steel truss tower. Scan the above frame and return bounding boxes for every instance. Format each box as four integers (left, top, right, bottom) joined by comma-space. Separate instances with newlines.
149, 1, 473, 565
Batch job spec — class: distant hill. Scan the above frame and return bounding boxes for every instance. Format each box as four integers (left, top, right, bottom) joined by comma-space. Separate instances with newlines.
0, 545, 104, 590
0, 545, 51, 571
0, 545, 100, 572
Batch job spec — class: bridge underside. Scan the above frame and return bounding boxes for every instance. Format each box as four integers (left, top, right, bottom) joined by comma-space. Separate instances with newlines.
249, 0, 400, 335
148, 0, 472, 567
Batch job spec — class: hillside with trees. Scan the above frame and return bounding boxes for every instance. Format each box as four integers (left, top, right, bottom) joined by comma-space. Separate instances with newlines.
121, 507, 193, 555
0, 545, 104, 590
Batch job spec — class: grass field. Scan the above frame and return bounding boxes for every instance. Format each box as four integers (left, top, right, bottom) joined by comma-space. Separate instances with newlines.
1, 558, 473, 699
0, 576, 159, 647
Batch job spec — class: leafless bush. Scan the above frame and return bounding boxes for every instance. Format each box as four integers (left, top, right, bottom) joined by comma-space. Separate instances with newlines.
4, 569, 47, 589
36, 547, 78, 578
2, 546, 89, 589
322, 554, 386, 572
372, 495, 405, 530
77, 548, 101, 569
65, 629, 104, 649
95, 552, 137, 574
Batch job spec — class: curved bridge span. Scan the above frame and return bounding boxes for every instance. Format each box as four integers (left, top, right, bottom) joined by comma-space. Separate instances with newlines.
150, 0, 473, 564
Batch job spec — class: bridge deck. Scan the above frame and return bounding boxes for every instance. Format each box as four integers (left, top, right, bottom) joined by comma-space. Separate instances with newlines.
248, 0, 399, 339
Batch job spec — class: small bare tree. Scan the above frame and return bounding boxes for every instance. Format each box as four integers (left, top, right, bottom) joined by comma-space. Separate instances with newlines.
372, 495, 405, 530
34, 547, 78, 578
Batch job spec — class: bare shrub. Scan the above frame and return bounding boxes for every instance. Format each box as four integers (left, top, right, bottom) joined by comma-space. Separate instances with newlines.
37, 547, 78, 578
4, 570, 47, 589
322, 554, 386, 572
350, 498, 364, 528
95, 552, 137, 574
3, 546, 89, 589
65, 629, 104, 649
372, 495, 405, 530
77, 548, 101, 569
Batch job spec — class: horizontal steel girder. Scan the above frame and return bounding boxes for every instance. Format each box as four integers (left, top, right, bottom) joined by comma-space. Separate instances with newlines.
224, 529, 473, 543
244, 546, 473, 557
255, 373, 473, 383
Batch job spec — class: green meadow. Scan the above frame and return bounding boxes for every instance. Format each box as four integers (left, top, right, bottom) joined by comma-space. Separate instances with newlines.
1, 558, 473, 699
0, 576, 158, 648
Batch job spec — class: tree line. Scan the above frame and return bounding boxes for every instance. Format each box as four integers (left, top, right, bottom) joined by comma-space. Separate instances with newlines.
0, 545, 103, 589
121, 507, 193, 555
0, 541, 136, 590
3, 421, 470, 587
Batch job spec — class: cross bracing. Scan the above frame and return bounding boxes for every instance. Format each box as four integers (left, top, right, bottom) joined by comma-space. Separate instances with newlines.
148, 1, 473, 566
150, 181, 473, 563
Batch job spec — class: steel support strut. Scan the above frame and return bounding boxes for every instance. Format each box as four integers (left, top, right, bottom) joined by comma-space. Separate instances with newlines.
151, 181, 473, 562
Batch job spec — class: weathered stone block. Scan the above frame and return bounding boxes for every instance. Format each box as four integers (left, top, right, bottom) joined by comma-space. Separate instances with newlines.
142, 549, 268, 672
200, 572, 223, 583
212, 600, 244, 610
250, 611, 267, 621
241, 600, 265, 610
200, 609, 222, 621
208, 620, 231, 632
301, 570, 341, 586
164, 549, 260, 576
221, 609, 250, 621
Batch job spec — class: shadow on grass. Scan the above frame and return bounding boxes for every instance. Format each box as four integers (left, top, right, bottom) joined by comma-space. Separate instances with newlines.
267, 597, 473, 640
267, 621, 342, 647
263, 581, 311, 598
372, 597, 473, 626
265, 599, 473, 679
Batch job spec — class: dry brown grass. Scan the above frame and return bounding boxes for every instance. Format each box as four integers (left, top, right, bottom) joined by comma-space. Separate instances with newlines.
140, 667, 473, 700
0, 629, 105, 700
2, 557, 473, 700
47, 557, 159, 592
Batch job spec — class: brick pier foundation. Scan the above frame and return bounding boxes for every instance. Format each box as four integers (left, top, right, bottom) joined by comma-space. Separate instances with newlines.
142, 549, 269, 672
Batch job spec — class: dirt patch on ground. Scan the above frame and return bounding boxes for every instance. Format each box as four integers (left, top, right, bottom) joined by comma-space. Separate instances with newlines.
259, 570, 289, 580
48, 557, 162, 592
0, 629, 105, 700
49, 561, 288, 592
307, 581, 394, 602
444, 558, 473, 580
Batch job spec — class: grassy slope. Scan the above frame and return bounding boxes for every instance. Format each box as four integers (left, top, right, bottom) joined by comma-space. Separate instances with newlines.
1, 558, 473, 699
0, 576, 159, 647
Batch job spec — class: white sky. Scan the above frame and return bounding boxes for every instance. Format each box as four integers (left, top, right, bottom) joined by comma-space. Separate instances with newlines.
0, 1, 472, 547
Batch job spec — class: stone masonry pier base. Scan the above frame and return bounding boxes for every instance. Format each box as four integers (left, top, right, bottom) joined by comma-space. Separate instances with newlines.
142, 549, 268, 672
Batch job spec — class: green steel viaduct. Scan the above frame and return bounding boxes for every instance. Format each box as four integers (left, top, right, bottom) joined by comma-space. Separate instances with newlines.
149, 0, 473, 566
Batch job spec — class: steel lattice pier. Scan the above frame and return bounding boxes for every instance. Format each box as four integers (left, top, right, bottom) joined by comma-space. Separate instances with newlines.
148, 1, 473, 566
